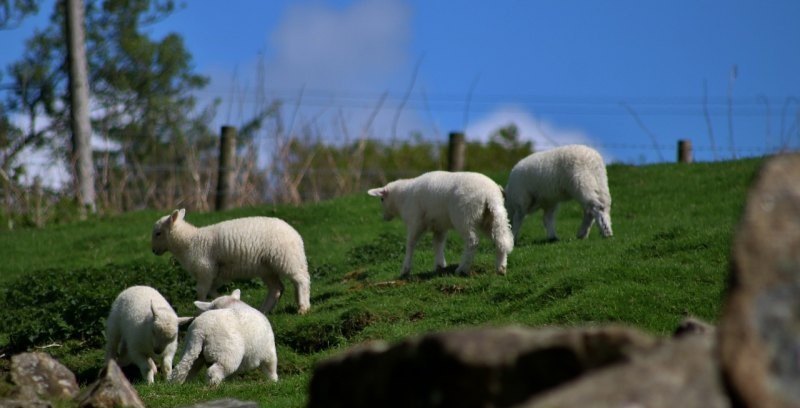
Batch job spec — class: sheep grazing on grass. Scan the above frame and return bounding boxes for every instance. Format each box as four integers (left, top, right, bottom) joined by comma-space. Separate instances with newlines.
151, 209, 311, 315
105, 285, 192, 384
169, 289, 278, 386
368, 171, 514, 277
505, 145, 613, 242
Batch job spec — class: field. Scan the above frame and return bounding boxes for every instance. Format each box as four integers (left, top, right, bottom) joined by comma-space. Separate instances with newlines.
0, 158, 761, 407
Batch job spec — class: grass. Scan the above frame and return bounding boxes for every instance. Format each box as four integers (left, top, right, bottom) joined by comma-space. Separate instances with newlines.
0, 158, 761, 407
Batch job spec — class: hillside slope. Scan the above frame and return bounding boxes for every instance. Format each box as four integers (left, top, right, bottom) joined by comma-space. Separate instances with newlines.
0, 158, 762, 407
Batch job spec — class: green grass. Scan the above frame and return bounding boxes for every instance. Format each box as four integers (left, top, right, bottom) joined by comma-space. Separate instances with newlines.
0, 158, 761, 407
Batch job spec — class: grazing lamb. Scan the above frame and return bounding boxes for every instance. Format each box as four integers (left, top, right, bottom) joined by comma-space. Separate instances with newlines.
368, 171, 514, 277
151, 209, 311, 315
169, 289, 278, 386
105, 285, 192, 384
505, 144, 613, 242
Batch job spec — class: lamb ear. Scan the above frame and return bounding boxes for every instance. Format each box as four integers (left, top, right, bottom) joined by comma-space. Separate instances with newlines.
194, 300, 212, 311
150, 301, 160, 318
177, 316, 194, 325
231, 289, 241, 299
367, 187, 386, 197
170, 208, 186, 224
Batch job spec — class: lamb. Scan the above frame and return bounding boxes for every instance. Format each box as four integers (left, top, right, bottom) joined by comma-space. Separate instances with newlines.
505, 144, 613, 242
151, 209, 311, 315
169, 289, 278, 386
368, 171, 514, 277
105, 285, 192, 384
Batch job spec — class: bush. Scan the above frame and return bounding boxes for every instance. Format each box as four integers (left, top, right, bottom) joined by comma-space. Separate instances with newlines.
0, 262, 195, 354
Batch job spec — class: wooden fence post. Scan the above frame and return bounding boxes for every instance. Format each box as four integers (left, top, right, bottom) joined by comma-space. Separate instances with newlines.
448, 132, 466, 172
678, 139, 693, 163
216, 126, 237, 211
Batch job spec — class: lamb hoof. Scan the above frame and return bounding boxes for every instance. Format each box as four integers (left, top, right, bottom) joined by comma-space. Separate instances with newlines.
298, 307, 310, 315
496, 267, 507, 276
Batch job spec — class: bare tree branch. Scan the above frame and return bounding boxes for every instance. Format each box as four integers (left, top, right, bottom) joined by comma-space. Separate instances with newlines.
462, 73, 480, 132
757, 94, 771, 153
392, 54, 424, 141
702, 80, 719, 160
620, 102, 665, 162
726, 64, 738, 159
779, 96, 799, 151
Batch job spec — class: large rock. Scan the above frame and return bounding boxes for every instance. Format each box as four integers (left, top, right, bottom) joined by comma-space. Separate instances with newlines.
7, 352, 79, 402
308, 325, 658, 408
520, 334, 730, 408
0, 399, 52, 408
181, 399, 259, 408
76, 359, 144, 408
719, 154, 800, 408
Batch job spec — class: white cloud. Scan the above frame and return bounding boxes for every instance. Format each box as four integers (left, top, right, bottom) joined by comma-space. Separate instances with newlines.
265, 0, 412, 91
465, 105, 614, 162
205, 0, 428, 145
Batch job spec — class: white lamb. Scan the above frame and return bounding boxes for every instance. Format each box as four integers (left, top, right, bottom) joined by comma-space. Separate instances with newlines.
105, 285, 192, 384
368, 171, 514, 277
151, 209, 311, 315
505, 144, 613, 242
169, 289, 278, 386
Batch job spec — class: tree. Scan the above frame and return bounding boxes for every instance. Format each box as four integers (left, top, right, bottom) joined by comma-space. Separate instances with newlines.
3, 0, 221, 214
0, 0, 38, 29
64, 0, 95, 214
465, 123, 533, 172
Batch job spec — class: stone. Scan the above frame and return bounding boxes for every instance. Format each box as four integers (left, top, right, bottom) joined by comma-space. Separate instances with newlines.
673, 316, 715, 338
719, 154, 800, 408
8, 352, 78, 402
520, 334, 730, 408
308, 325, 658, 408
181, 399, 259, 408
0, 399, 52, 408
76, 359, 144, 408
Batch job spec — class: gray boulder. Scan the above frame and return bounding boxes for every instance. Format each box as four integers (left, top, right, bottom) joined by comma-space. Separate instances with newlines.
180, 399, 259, 408
7, 352, 78, 402
308, 325, 658, 408
76, 359, 144, 408
719, 154, 800, 408
520, 334, 730, 408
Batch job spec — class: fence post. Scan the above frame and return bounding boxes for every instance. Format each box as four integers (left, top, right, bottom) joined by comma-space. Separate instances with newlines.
216, 126, 237, 211
677, 139, 693, 163
448, 131, 466, 172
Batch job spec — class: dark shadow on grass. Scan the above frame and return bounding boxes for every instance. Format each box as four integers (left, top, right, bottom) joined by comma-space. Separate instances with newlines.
399, 264, 496, 282
311, 290, 339, 304
514, 236, 561, 247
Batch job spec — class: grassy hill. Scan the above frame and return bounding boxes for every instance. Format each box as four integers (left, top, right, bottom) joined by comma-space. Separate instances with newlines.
0, 158, 761, 407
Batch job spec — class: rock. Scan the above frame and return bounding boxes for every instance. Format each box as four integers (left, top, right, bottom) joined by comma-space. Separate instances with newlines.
8, 352, 78, 402
308, 325, 658, 408
181, 399, 259, 408
719, 154, 800, 408
673, 316, 715, 338
76, 359, 144, 408
0, 399, 52, 408
520, 334, 730, 408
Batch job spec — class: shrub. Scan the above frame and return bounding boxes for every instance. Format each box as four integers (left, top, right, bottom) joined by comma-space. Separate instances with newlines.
0, 262, 195, 354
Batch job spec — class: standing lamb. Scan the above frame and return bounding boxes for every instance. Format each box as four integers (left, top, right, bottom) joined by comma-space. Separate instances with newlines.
368, 171, 514, 277
105, 285, 192, 384
505, 144, 613, 242
151, 209, 311, 315
169, 289, 278, 386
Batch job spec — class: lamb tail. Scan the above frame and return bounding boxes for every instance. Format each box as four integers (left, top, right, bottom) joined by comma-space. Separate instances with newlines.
486, 198, 514, 254
169, 330, 204, 384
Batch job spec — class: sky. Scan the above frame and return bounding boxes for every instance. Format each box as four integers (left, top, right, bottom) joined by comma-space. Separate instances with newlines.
2, 0, 800, 184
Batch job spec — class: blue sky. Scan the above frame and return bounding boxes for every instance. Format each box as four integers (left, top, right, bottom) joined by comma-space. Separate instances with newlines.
3, 0, 800, 168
